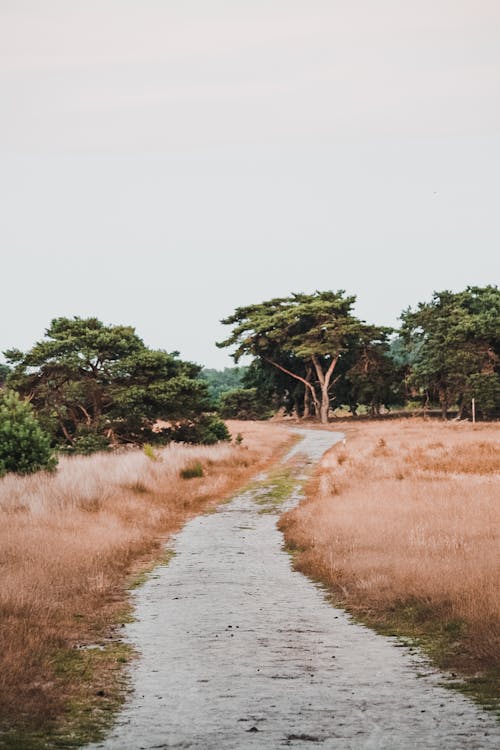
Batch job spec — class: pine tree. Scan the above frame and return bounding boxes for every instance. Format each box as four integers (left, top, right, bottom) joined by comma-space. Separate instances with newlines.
0, 390, 57, 475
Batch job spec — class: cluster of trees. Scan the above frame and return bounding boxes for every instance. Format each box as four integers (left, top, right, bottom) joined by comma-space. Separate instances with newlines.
200, 367, 273, 420
401, 286, 500, 419
0, 317, 229, 475
200, 367, 248, 403
0, 285, 498, 475
216, 286, 499, 422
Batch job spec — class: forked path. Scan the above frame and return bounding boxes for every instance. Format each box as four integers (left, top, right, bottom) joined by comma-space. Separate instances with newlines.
88, 430, 499, 750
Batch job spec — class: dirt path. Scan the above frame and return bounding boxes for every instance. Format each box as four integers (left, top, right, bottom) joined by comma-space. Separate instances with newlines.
88, 430, 499, 749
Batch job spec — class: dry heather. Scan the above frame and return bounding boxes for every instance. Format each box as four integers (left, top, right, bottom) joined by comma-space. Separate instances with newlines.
280, 419, 500, 686
0, 421, 292, 734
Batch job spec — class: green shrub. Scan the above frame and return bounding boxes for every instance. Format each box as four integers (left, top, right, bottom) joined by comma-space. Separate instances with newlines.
143, 443, 159, 461
180, 461, 204, 479
59, 430, 111, 455
219, 388, 273, 420
0, 390, 57, 476
169, 414, 231, 445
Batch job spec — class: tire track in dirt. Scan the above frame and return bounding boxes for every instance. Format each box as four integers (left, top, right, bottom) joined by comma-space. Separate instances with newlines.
87, 429, 499, 749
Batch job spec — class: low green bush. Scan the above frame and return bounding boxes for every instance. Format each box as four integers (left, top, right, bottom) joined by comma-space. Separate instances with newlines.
0, 390, 57, 475
59, 430, 111, 455
143, 443, 159, 461
169, 414, 231, 445
180, 461, 204, 479
219, 388, 273, 420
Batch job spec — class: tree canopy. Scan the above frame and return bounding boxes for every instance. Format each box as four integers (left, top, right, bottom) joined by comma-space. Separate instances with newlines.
0, 364, 10, 385
336, 337, 404, 416
218, 291, 391, 422
401, 285, 500, 418
200, 366, 248, 405
219, 387, 274, 420
4, 317, 224, 449
2, 286, 498, 439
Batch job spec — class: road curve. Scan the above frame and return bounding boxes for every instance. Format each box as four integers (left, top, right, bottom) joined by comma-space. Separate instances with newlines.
87, 429, 499, 750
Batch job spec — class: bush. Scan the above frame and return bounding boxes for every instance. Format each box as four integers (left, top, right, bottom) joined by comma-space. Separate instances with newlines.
59, 429, 111, 455
0, 390, 57, 476
180, 461, 204, 479
143, 443, 159, 461
169, 414, 231, 445
219, 388, 273, 420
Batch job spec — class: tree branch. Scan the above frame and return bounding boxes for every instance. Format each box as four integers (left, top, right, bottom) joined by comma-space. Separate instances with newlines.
264, 357, 320, 409
311, 354, 324, 385
325, 354, 339, 380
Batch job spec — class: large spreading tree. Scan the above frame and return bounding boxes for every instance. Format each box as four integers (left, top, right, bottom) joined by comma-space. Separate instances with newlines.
4, 317, 223, 449
217, 291, 391, 423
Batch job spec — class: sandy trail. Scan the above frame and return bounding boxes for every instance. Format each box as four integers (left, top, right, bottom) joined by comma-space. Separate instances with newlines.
87, 429, 499, 749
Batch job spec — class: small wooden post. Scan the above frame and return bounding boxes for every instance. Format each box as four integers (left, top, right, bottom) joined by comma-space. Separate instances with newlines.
472, 398, 476, 424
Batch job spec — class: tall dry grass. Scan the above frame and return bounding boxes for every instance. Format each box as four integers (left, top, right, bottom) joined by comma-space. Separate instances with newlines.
0, 421, 292, 732
280, 419, 500, 678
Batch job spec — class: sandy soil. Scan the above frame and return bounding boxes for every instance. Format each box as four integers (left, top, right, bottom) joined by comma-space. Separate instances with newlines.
86, 429, 499, 750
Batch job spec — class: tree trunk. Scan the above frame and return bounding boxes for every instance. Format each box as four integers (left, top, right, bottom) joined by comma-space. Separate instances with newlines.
265, 357, 320, 419
438, 388, 449, 420
423, 390, 430, 418
319, 390, 329, 424
303, 365, 313, 419
311, 354, 339, 424
303, 388, 310, 419
77, 403, 92, 426
58, 417, 74, 444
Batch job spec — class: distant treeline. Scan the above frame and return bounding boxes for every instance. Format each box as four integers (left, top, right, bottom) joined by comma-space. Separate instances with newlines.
214, 285, 499, 422
0, 285, 498, 472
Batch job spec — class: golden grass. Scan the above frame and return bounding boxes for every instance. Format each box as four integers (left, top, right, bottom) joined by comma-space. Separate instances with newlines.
280, 419, 500, 688
0, 421, 292, 735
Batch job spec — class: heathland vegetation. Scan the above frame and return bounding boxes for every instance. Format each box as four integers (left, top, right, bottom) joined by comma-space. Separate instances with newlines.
280, 418, 500, 705
0, 421, 293, 745
0, 285, 498, 742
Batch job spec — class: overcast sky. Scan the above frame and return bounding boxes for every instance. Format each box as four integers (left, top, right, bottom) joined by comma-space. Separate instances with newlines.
1, 0, 499, 367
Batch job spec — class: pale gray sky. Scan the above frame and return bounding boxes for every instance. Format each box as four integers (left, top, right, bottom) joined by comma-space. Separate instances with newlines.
1, 1, 499, 367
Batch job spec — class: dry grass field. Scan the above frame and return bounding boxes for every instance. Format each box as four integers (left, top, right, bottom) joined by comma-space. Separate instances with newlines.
280, 419, 500, 702
0, 421, 293, 741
